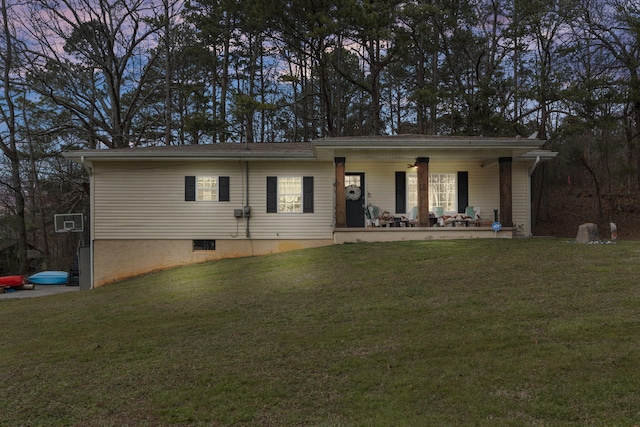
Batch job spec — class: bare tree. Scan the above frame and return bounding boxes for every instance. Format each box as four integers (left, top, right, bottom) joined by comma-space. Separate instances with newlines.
22, 0, 170, 148
336, 0, 402, 135
580, 0, 640, 188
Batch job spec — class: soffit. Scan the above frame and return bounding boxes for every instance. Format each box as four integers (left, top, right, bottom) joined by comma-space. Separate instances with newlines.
315, 147, 533, 162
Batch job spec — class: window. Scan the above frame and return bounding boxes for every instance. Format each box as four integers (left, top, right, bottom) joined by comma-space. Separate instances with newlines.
407, 173, 457, 212
185, 176, 230, 202
197, 176, 218, 201
278, 177, 302, 212
429, 174, 457, 212
408, 174, 418, 209
267, 176, 314, 213
345, 175, 360, 187
193, 240, 216, 250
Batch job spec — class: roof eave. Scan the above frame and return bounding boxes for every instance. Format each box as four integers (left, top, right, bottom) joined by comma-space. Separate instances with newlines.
62, 151, 316, 162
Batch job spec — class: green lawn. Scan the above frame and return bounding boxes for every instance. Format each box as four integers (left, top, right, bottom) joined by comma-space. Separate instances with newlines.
2, 238, 640, 426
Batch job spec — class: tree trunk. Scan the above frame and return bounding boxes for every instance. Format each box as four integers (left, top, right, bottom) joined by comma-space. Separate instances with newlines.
1, 0, 28, 273
164, 0, 172, 146
8, 154, 28, 273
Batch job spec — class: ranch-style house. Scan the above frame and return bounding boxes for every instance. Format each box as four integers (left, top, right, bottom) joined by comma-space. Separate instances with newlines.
64, 135, 557, 288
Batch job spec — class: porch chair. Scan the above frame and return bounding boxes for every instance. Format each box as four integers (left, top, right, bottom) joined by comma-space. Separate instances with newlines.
407, 206, 418, 227
367, 204, 382, 227
433, 206, 444, 226
465, 206, 481, 226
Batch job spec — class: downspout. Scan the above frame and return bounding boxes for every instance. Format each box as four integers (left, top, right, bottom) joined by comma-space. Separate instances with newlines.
80, 155, 91, 175
529, 156, 541, 176
245, 161, 250, 238
80, 155, 93, 235
80, 155, 94, 289
528, 155, 541, 237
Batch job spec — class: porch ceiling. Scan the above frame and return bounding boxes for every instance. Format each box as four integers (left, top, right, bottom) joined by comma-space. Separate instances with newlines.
314, 147, 536, 162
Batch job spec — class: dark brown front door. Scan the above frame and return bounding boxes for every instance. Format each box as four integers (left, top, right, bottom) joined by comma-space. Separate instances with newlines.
345, 173, 365, 227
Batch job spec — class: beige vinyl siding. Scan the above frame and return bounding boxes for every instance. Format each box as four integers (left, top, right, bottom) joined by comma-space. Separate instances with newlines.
345, 161, 397, 215
93, 161, 241, 239
93, 160, 334, 240
464, 162, 500, 222
246, 162, 335, 240
92, 157, 532, 241
431, 161, 501, 219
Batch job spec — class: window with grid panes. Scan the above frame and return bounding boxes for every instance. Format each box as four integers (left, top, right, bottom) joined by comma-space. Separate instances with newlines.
407, 173, 457, 212
278, 177, 302, 212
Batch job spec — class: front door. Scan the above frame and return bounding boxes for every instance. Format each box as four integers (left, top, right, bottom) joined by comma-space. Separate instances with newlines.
345, 173, 365, 227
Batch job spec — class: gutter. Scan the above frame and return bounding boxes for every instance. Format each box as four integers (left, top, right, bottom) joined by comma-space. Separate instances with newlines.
79, 155, 94, 289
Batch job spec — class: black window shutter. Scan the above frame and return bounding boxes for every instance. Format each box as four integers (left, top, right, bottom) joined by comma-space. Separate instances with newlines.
457, 171, 468, 213
219, 176, 230, 202
185, 176, 196, 201
303, 176, 314, 213
395, 171, 406, 213
267, 176, 277, 213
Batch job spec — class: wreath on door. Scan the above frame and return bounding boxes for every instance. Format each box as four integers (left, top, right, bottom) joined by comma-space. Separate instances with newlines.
345, 184, 361, 201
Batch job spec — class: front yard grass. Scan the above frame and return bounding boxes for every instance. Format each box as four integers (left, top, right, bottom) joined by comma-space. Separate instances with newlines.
1, 238, 640, 426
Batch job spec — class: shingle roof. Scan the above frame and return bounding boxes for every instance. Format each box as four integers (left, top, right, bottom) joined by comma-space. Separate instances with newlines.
64, 142, 315, 160
63, 135, 550, 161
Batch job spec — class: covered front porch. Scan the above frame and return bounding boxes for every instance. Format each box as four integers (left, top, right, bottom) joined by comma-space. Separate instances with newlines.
313, 135, 556, 239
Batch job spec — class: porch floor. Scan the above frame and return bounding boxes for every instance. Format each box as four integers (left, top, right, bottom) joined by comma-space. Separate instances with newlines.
333, 226, 513, 244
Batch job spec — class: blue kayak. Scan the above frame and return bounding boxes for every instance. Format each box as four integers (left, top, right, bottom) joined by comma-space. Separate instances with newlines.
28, 271, 69, 285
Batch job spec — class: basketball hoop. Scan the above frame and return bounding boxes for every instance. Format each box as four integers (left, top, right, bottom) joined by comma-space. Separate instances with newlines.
54, 213, 84, 233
